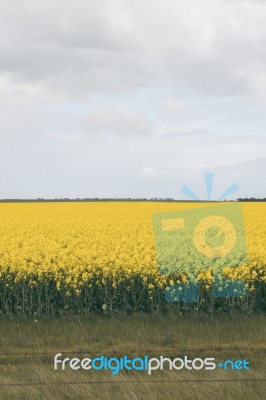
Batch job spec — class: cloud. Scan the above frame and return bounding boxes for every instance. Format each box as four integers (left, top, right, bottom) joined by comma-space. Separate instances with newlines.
164, 97, 184, 113
84, 104, 151, 135
1, 0, 266, 97
0, 0, 265, 198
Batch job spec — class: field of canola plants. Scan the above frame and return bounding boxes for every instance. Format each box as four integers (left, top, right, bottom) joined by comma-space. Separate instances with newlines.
0, 202, 265, 315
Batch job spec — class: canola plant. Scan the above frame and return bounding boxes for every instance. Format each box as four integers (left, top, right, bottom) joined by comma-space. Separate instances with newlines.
0, 202, 265, 314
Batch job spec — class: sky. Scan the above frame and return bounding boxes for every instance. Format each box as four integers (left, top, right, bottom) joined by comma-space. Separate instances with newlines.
0, 0, 265, 200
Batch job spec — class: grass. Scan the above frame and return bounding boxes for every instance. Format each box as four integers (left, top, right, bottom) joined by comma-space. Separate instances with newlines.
0, 314, 265, 399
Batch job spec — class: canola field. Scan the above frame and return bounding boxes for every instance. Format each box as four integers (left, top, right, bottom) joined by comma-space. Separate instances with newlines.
0, 202, 265, 314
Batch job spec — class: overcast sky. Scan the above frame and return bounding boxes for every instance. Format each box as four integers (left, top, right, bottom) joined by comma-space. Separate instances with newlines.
0, 0, 265, 199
